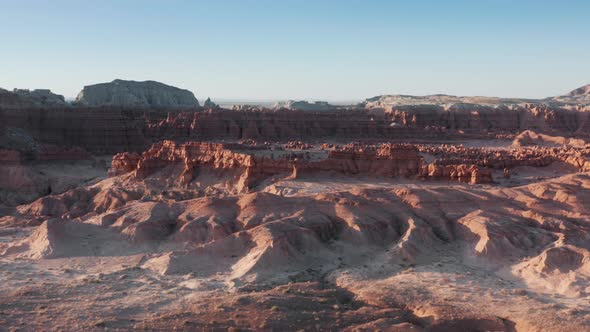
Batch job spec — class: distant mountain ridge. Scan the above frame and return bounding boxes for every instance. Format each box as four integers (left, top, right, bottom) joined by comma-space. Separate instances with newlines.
568, 84, 590, 96
362, 84, 590, 109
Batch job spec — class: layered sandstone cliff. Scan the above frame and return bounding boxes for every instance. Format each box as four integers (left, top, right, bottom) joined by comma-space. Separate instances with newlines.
1, 107, 147, 154
2, 103, 590, 156
0, 146, 98, 206
109, 141, 495, 192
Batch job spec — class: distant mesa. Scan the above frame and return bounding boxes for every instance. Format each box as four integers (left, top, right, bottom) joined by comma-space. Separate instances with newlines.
546, 84, 590, 106
362, 94, 532, 109
273, 100, 336, 111
568, 84, 590, 96
75, 79, 199, 108
363, 84, 590, 110
0, 88, 65, 108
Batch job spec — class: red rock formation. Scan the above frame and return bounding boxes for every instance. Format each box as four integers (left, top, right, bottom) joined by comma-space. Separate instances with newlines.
0, 145, 98, 206
110, 141, 425, 190
2, 104, 590, 155
417, 144, 590, 171
110, 141, 499, 188
0, 150, 40, 204
108, 152, 141, 176
1, 107, 148, 154
417, 163, 493, 184
381, 103, 590, 136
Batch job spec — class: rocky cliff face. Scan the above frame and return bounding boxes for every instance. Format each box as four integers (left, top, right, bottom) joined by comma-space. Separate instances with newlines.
203, 97, 218, 109
145, 109, 458, 142
367, 103, 590, 136
2, 103, 590, 156
417, 142, 590, 172
109, 140, 495, 192
75, 79, 199, 108
0, 145, 98, 206
0, 88, 65, 108
3, 105, 589, 156
1, 107, 148, 154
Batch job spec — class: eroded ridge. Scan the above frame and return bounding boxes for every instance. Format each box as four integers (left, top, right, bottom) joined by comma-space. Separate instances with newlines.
109, 140, 499, 191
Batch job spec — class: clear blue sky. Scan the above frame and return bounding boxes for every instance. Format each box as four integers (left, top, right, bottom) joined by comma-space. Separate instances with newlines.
1, 0, 589, 101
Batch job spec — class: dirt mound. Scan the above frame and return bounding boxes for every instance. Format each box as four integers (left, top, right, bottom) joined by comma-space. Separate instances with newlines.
3, 218, 132, 259
513, 245, 590, 297
513, 130, 587, 147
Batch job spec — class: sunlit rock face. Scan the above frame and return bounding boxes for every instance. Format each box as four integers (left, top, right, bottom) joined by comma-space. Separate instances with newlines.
75, 79, 199, 108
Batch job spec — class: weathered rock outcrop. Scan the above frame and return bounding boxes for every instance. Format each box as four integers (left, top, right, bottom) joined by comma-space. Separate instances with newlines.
144, 109, 455, 142
417, 143, 590, 172
109, 141, 497, 190
75, 79, 199, 108
2, 89, 590, 156
367, 103, 590, 136
2, 105, 589, 158
203, 97, 218, 109
273, 100, 337, 111
1, 107, 147, 154
418, 163, 493, 184
109, 152, 141, 177
0, 146, 96, 206
109, 141, 424, 191
513, 130, 587, 148
0, 88, 65, 108
568, 84, 590, 97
